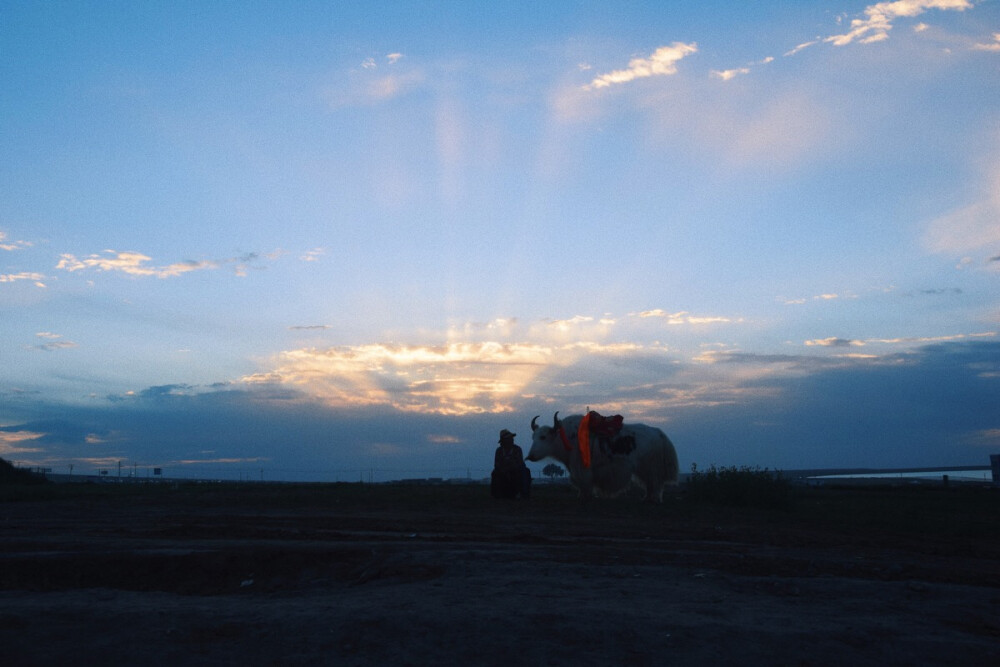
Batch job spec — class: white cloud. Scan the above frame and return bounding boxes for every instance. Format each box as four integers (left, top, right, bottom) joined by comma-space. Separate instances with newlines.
973, 33, 1000, 52
57, 251, 218, 278
784, 39, 819, 56
805, 337, 866, 347
711, 67, 750, 81
34, 341, 78, 351
783, 292, 857, 305
711, 56, 773, 81
28, 332, 78, 352
634, 309, 735, 325
0, 231, 32, 251
329, 55, 426, 109
54, 250, 265, 279
584, 43, 697, 90
825, 0, 973, 47
724, 92, 833, 168
867, 331, 996, 345
0, 271, 46, 287
923, 160, 1000, 266
925, 202, 1000, 255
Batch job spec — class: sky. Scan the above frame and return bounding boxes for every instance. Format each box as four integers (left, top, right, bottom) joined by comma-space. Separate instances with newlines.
2, 0, 999, 482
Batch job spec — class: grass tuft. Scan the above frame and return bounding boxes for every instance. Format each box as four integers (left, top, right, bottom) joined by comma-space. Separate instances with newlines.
685, 464, 792, 509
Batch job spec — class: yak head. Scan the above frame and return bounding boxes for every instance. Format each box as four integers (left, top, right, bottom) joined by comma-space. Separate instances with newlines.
526, 412, 563, 462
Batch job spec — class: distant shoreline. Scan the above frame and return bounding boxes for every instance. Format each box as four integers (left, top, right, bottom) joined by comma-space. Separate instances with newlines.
26, 463, 996, 486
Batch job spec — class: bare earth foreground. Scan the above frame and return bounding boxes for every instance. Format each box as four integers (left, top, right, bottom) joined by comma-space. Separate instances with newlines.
2, 482, 998, 666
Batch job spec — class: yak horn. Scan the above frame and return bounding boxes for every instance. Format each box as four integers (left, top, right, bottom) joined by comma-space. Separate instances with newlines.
531, 415, 539, 432
553, 411, 560, 429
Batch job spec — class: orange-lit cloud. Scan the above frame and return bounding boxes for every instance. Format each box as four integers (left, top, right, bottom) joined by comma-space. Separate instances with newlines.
243, 342, 559, 415
0, 429, 44, 455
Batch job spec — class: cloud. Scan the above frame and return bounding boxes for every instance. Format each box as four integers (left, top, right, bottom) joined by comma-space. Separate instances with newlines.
973, 32, 1000, 51
711, 67, 750, 81
56, 251, 218, 278
634, 309, 735, 325
584, 43, 697, 90
0, 428, 45, 455
866, 332, 996, 345
4, 341, 997, 477
427, 434, 461, 444
924, 203, 1000, 255
784, 40, 820, 56
27, 332, 78, 352
239, 308, 746, 417
0, 271, 46, 287
55, 250, 267, 279
672, 341, 1000, 469
300, 248, 324, 262
0, 231, 32, 251
824, 0, 973, 47
923, 158, 1000, 267
242, 342, 560, 415
362, 53, 404, 69
288, 324, 332, 331
711, 56, 773, 81
966, 428, 1000, 447
328, 57, 426, 109
805, 337, 866, 347
782, 292, 853, 305
909, 287, 963, 296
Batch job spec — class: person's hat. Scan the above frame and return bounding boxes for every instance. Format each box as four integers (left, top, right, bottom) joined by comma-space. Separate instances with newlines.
498, 429, 516, 442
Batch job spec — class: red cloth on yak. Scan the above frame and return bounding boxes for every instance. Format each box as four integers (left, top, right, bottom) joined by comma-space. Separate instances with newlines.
577, 412, 592, 468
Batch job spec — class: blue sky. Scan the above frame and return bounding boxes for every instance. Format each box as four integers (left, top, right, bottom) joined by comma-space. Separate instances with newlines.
2, 1, 998, 481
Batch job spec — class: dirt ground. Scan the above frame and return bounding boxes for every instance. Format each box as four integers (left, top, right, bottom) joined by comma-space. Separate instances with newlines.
1, 482, 998, 666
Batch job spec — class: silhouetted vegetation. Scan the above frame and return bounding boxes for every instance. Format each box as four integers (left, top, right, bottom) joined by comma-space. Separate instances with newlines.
686, 464, 792, 509
541, 463, 565, 481
0, 457, 47, 486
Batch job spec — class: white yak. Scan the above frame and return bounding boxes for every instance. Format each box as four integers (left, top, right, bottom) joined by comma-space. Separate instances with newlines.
527, 412, 679, 503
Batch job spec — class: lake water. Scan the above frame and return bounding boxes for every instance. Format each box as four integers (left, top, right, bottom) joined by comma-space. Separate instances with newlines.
810, 468, 994, 483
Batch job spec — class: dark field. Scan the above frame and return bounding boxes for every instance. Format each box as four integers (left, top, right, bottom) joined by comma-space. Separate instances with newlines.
2, 481, 999, 666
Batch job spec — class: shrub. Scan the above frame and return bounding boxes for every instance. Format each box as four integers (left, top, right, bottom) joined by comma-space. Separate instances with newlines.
686, 464, 791, 509
0, 457, 48, 485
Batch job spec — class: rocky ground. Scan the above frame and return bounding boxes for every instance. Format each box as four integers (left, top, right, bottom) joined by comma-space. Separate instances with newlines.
1, 482, 998, 666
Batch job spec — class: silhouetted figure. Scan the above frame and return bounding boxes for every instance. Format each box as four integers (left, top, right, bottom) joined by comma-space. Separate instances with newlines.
491, 429, 531, 499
